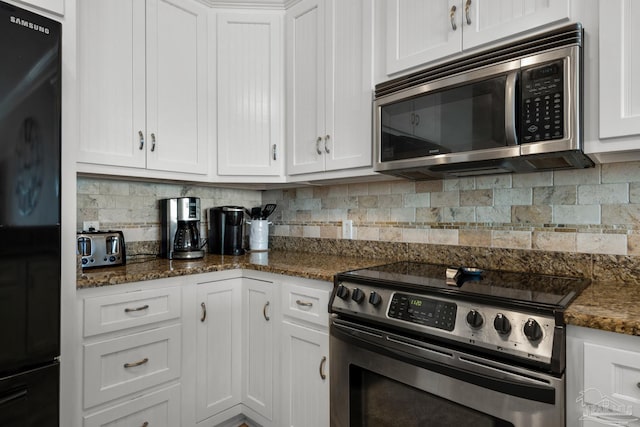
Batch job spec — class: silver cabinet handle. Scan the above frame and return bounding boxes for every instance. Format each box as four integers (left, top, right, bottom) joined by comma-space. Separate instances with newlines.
414, 114, 420, 126
316, 137, 323, 154
124, 357, 149, 368
465, 0, 472, 25
272, 144, 277, 161
138, 130, 144, 150
124, 304, 149, 313
319, 356, 327, 380
296, 300, 313, 307
200, 302, 207, 322
263, 301, 270, 321
324, 135, 331, 154
450, 5, 457, 31
150, 133, 156, 152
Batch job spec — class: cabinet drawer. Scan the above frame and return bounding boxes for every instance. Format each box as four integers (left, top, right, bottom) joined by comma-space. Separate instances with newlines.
83, 286, 181, 337
584, 342, 640, 413
281, 282, 331, 327
83, 324, 181, 408
84, 384, 180, 427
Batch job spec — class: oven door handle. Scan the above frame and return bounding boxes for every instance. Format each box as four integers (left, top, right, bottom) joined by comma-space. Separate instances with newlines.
332, 321, 557, 404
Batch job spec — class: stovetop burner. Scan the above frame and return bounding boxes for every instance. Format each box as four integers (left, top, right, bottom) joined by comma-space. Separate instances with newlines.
339, 261, 590, 309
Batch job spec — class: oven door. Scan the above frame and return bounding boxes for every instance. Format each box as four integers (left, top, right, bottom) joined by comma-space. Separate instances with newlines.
330, 318, 565, 427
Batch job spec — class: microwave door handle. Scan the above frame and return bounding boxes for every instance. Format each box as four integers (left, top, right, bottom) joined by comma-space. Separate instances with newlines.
505, 71, 518, 146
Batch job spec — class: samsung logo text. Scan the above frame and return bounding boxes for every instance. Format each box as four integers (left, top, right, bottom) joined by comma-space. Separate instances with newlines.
10, 16, 50, 34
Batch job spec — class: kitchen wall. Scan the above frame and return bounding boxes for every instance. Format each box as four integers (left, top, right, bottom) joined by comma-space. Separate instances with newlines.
77, 176, 261, 255
77, 160, 640, 259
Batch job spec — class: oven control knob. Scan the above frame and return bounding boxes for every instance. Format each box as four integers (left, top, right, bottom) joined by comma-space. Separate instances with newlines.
351, 288, 365, 304
368, 292, 382, 306
493, 313, 511, 335
466, 310, 484, 328
523, 318, 543, 342
336, 284, 350, 300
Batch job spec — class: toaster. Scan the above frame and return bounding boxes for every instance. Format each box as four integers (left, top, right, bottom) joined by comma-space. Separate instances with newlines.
77, 230, 126, 268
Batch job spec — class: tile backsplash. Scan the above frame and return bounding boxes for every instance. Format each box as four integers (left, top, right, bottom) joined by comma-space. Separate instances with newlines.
78, 160, 640, 258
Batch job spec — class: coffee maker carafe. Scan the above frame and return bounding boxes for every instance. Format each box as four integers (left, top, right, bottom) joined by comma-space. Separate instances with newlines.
161, 197, 205, 259
208, 206, 246, 255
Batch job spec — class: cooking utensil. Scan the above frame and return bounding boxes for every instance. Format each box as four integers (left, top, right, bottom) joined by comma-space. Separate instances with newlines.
261, 203, 276, 219
251, 207, 262, 220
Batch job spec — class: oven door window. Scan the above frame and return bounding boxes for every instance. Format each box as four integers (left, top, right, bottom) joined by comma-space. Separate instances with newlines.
349, 366, 513, 427
380, 75, 508, 161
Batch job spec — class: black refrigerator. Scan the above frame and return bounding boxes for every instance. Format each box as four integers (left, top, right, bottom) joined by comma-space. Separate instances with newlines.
0, 1, 61, 426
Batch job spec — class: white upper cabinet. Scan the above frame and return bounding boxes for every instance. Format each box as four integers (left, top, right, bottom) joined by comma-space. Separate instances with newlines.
215, 11, 284, 178
15, 0, 64, 15
384, 0, 570, 76
599, 0, 640, 140
286, 0, 373, 175
77, 0, 208, 177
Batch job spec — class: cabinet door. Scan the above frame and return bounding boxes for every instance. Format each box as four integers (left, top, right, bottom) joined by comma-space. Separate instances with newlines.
217, 12, 284, 177
599, 0, 640, 139
17, 0, 64, 15
324, 0, 373, 171
386, 0, 461, 75
196, 279, 242, 422
463, 0, 570, 50
77, 0, 146, 168
281, 321, 329, 427
243, 278, 276, 423
286, 0, 326, 175
146, 0, 208, 175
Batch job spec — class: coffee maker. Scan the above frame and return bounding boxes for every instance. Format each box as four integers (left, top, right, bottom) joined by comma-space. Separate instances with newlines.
161, 197, 205, 259
208, 206, 246, 255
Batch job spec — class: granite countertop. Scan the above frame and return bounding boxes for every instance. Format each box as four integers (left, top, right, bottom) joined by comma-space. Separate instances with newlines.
77, 251, 640, 336
77, 250, 389, 289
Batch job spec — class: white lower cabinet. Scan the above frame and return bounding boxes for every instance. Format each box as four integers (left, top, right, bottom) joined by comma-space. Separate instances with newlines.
567, 326, 640, 427
78, 278, 184, 426
280, 279, 331, 427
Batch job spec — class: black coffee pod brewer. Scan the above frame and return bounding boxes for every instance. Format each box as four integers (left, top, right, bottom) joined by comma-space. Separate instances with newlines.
208, 206, 246, 255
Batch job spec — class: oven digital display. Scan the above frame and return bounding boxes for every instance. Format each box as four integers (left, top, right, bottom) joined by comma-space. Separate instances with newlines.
388, 293, 457, 331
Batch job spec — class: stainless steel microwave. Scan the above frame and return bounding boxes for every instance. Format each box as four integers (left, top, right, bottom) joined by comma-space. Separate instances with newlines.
374, 23, 594, 180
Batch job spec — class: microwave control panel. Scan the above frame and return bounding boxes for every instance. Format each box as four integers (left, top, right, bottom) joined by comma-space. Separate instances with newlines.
520, 60, 564, 143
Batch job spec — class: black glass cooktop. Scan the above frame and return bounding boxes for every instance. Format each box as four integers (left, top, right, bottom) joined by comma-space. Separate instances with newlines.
337, 261, 590, 309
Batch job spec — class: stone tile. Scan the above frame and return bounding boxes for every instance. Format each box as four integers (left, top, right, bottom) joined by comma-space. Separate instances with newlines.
325, 209, 349, 222
347, 208, 368, 222
290, 225, 304, 237
272, 225, 290, 237
368, 182, 392, 195
578, 183, 629, 205
532, 231, 577, 252
380, 227, 403, 242
355, 226, 380, 241
321, 196, 358, 209
99, 181, 130, 196
554, 166, 601, 185
444, 177, 475, 191
348, 183, 369, 196
431, 191, 460, 207
391, 181, 415, 194
494, 188, 532, 206
443, 207, 476, 222
429, 229, 458, 245
403, 192, 430, 208
577, 233, 627, 255
627, 233, 640, 256
512, 171, 553, 188
378, 194, 403, 208
601, 204, 640, 225
491, 230, 532, 249
402, 228, 429, 243
416, 207, 442, 222
533, 186, 577, 205
390, 208, 416, 223
367, 208, 391, 222
553, 205, 601, 224
459, 229, 492, 247
358, 195, 378, 209
460, 189, 492, 206
415, 180, 443, 193
476, 206, 511, 223
303, 226, 321, 238
296, 187, 314, 199
630, 182, 640, 203
320, 226, 340, 239
476, 175, 512, 189
77, 177, 100, 194
602, 161, 640, 183
512, 205, 552, 224
289, 198, 321, 211
129, 182, 158, 196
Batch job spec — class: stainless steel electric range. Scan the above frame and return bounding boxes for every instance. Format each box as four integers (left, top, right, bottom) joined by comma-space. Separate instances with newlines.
329, 261, 590, 427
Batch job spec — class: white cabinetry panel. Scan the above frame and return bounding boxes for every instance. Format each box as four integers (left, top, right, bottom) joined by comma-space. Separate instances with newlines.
216, 12, 284, 177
